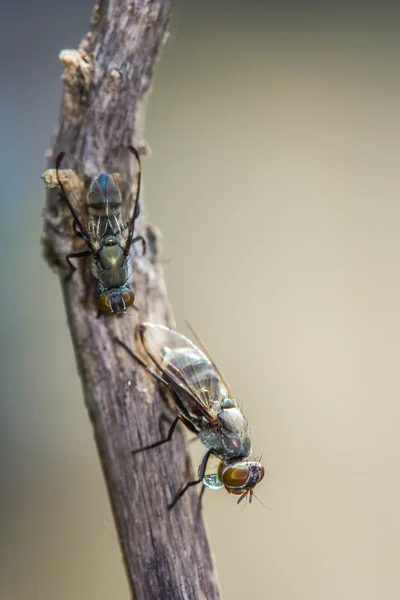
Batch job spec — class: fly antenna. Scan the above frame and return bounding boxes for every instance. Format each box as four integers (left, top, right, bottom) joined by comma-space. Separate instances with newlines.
252, 493, 271, 511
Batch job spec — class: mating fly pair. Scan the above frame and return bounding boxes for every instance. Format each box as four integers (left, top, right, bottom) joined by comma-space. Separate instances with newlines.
118, 323, 265, 509
56, 146, 144, 315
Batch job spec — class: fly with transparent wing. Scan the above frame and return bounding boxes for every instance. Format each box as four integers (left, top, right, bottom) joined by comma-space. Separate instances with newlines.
56, 145, 145, 314
118, 323, 264, 508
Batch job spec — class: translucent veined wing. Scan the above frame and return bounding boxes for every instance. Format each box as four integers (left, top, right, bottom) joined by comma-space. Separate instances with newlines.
185, 320, 234, 399
103, 146, 141, 253
139, 323, 231, 423
56, 146, 141, 252
86, 172, 127, 241
56, 152, 95, 250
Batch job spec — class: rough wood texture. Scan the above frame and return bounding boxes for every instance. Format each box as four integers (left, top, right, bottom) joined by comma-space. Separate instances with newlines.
42, 1, 221, 598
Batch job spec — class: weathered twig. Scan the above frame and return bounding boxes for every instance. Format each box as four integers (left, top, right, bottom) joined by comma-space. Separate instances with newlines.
42, 1, 221, 598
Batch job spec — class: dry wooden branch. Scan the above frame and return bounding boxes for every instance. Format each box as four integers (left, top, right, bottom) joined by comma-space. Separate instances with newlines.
41, 1, 221, 598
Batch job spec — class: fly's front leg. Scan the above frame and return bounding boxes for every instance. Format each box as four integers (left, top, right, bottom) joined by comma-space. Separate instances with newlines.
65, 249, 91, 279
168, 449, 213, 510
198, 484, 207, 511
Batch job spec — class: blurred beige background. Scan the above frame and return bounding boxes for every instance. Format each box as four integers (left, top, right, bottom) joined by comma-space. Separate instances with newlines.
2, 1, 400, 599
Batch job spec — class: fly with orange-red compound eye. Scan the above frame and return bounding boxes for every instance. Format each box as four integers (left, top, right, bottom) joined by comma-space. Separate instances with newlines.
116, 323, 265, 510
56, 145, 145, 315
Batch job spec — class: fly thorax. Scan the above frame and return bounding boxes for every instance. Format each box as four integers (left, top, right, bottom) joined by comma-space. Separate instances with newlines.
218, 404, 251, 459
94, 240, 128, 289
219, 405, 246, 433
198, 402, 251, 460
99, 239, 124, 270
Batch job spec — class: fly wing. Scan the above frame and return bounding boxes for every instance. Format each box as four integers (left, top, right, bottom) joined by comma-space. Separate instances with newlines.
139, 323, 230, 423
185, 320, 234, 399
56, 152, 94, 250
85, 172, 124, 241
57, 148, 140, 252
103, 146, 141, 253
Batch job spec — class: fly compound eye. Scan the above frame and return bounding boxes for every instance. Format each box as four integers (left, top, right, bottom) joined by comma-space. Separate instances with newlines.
98, 295, 113, 313
121, 289, 135, 309
221, 463, 251, 494
221, 461, 265, 495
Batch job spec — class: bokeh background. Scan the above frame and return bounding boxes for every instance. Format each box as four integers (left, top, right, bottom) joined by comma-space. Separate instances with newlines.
2, 1, 400, 598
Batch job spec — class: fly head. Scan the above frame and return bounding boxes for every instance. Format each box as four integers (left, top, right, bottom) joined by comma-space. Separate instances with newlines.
219, 460, 265, 504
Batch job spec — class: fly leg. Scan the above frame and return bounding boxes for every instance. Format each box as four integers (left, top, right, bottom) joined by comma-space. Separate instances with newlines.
193, 484, 207, 525
168, 449, 213, 510
198, 483, 206, 508
132, 235, 146, 257
72, 218, 85, 239
132, 413, 198, 455
65, 250, 91, 278
65, 219, 91, 279
115, 339, 167, 386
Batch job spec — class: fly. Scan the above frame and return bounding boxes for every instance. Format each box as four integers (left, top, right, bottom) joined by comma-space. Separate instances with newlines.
117, 323, 264, 509
56, 146, 145, 314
